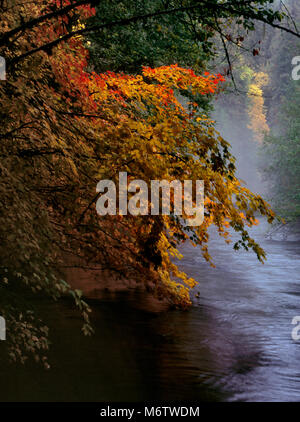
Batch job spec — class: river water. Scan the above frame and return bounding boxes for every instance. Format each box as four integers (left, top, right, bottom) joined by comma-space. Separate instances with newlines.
1, 219, 300, 402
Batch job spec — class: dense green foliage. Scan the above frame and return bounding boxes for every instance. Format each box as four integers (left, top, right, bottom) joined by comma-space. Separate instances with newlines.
87, 0, 290, 75
87, 0, 210, 73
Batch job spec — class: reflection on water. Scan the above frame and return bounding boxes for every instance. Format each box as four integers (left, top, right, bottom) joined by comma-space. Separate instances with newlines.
0, 220, 300, 402
175, 220, 300, 402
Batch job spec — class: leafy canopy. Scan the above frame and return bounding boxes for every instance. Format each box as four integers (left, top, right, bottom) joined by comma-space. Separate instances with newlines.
0, 0, 276, 365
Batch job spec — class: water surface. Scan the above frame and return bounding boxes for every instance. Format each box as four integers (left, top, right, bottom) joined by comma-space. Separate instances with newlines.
1, 220, 300, 402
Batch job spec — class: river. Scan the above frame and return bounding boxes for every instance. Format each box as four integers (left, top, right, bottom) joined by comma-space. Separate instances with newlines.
1, 219, 300, 402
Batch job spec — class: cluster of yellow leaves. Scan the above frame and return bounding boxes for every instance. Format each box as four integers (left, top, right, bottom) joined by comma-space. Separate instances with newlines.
247, 72, 270, 143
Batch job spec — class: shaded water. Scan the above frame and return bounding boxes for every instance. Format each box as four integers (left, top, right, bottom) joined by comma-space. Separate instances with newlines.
1, 220, 300, 402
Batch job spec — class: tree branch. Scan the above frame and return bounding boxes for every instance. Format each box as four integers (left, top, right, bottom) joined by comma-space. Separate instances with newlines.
5, 1, 300, 68
0, 0, 99, 47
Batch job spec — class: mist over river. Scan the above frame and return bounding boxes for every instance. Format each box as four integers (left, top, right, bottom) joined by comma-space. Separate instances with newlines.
1, 219, 299, 402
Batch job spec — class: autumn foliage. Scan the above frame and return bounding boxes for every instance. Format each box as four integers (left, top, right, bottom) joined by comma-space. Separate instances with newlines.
0, 0, 275, 364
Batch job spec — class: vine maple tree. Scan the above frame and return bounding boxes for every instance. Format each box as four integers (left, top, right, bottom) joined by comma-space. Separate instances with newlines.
0, 0, 275, 365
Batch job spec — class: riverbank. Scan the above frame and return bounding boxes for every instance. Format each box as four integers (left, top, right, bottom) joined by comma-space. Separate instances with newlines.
63, 254, 171, 313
